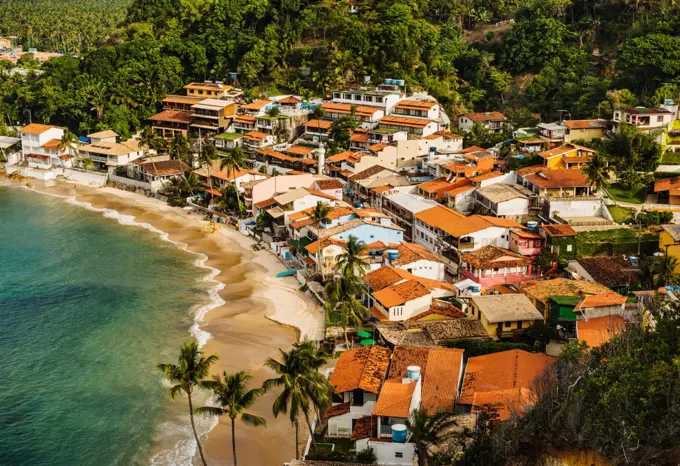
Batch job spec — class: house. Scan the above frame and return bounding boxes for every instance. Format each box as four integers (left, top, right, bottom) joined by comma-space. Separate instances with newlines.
539, 224, 578, 259
509, 229, 544, 257
149, 110, 194, 139
417, 177, 457, 202
320, 102, 384, 128
246, 173, 337, 216
659, 225, 680, 273
161, 94, 203, 112
573, 292, 627, 320
392, 100, 440, 121
242, 131, 275, 151
78, 132, 142, 171
0, 136, 21, 165
303, 119, 333, 142
562, 119, 607, 143
190, 99, 237, 133
440, 151, 495, 181
521, 168, 595, 198
376, 319, 489, 347
383, 241, 446, 281
133, 159, 189, 191
443, 178, 477, 214
538, 143, 596, 169
347, 166, 411, 205
19, 123, 67, 168
459, 349, 555, 417
240, 99, 274, 116
214, 132, 243, 151
184, 81, 235, 99
654, 177, 680, 205
314, 178, 344, 200
458, 112, 507, 133
275, 95, 302, 111
331, 87, 404, 114
377, 115, 439, 137
576, 315, 627, 348
612, 106, 675, 133
381, 193, 440, 241
387, 346, 464, 413
460, 246, 539, 288
466, 294, 544, 340
537, 122, 567, 143
565, 256, 639, 291
195, 163, 267, 192
474, 183, 533, 218
326, 345, 391, 438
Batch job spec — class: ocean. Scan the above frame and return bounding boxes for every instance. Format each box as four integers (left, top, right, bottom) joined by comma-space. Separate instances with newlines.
0, 186, 215, 466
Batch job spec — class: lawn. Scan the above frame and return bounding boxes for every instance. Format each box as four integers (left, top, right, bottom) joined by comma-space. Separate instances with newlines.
606, 183, 646, 204
607, 205, 633, 223
661, 150, 680, 165
577, 228, 658, 243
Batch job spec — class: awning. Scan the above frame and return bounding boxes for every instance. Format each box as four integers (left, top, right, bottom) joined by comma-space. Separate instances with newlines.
204, 188, 222, 197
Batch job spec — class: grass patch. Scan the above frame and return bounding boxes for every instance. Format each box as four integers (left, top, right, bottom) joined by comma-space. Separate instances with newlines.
661, 150, 680, 165
606, 183, 646, 204
607, 205, 633, 223
577, 228, 657, 243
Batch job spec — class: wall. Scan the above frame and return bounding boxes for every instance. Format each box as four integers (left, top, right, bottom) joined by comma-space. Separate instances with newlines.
61, 168, 107, 187
564, 128, 605, 143
355, 439, 415, 466
251, 174, 320, 205
390, 293, 432, 321
468, 303, 537, 340
395, 259, 445, 281
496, 197, 530, 216
659, 230, 680, 272
547, 199, 612, 221
108, 174, 162, 193
581, 305, 626, 320
331, 223, 404, 245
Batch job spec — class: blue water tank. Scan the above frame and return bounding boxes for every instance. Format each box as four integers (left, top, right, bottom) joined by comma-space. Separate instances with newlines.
527, 221, 538, 232
387, 250, 399, 261
406, 365, 421, 380
391, 424, 407, 443
28, 47, 37, 53
354, 201, 362, 208
396, 79, 406, 87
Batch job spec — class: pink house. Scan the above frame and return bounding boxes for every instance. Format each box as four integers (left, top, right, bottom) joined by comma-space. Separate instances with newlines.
460, 245, 540, 287
509, 229, 544, 257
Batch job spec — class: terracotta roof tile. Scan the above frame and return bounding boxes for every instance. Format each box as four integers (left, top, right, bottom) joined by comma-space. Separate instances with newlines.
471, 387, 535, 422
462, 246, 531, 269
329, 345, 391, 394
389, 242, 444, 266
395, 100, 438, 110
540, 224, 577, 238
525, 169, 594, 189
577, 315, 626, 348
364, 267, 417, 291
321, 103, 380, 117
379, 115, 432, 129
418, 177, 455, 194
305, 237, 346, 254
323, 402, 350, 419
575, 292, 627, 311
406, 300, 466, 321
40, 138, 61, 150
20, 123, 57, 135
459, 350, 555, 405
304, 119, 333, 130
522, 278, 614, 305
463, 112, 506, 122
372, 280, 431, 308
562, 119, 606, 130
350, 416, 375, 441
149, 110, 193, 124
415, 206, 491, 238
372, 380, 417, 417
255, 197, 277, 209
316, 179, 344, 190
575, 256, 639, 288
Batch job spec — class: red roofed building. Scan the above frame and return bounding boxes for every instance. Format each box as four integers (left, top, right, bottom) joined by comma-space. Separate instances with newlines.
458, 111, 507, 133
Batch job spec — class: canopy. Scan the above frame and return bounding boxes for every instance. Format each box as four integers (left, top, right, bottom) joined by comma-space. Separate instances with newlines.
360, 339, 376, 346
357, 331, 372, 338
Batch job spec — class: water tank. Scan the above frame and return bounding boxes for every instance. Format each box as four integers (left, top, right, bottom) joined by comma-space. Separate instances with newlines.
526, 221, 538, 232
386, 249, 399, 261
391, 424, 407, 443
406, 366, 421, 380
354, 201, 362, 208
396, 79, 406, 87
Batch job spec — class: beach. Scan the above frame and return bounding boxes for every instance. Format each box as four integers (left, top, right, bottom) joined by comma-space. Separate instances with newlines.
2, 176, 324, 465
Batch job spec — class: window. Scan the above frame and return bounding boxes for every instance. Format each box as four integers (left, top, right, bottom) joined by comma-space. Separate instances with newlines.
566, 244, 573, 252
517, 321, 523, 329
658, 116, 664, 122
504, 321, 511, 328
395, 453, 403, 458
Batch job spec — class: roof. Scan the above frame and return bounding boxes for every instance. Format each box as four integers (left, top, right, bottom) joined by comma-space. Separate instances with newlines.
459, 350, 555, 405
191, 98, 234, 110
415, 205, 490, 238
184, 82, 232, 91
329, 345, 391, 394
434, 130, 462, 139
364, 267, 413, 291
149, 110, 193, 124
621, 107, 672, 115
394, 100, 438, 110
242, 99, 272, 110
418, 177, 455, 194
574, 256, 639, 288
471, 387, 534, 422
323, 402, 350, 420
350, 132, 371, 143
243, 130, 269, 141
525, 169, 594, 189
284, 145, 315, 156
376, 320, 489, 346
577, 315, 626, 348
368, 143, 388, 152
40, 138, 61, 150
304, 119, 333, 129
462, 112, 506, 122
0, 136, 20, 149
476, 183, 530, 203
522, 278, 614, 305
470, 172, 502, 183
20, 123, 57, 135
316, 179, 343, 190
462, 246, 531, 270
390, 242, 444, 266
350, 416, 375, 441
654, 176, 680, 193
255, 197, 277, 209
445, 178, 475, 197
321, 102, 380, 117
278, 95, 301, 104
379, 115, 432, 129
661, 224, 680, 242
80, 140, 140, 156
516, 165, 544, 176
163, 94, 203, 105
406, 300, 466, 321
349, 165, 396, 181
372, 280, 432, 308
304, 237, 346, 255
234, 115, 256, 125
562, 119, 606, 130
141, 160, 189, 176
575, 292, 627, 311
384, 192, 439, 214
470, 294, 543, 324
88, 130, 118, 139
372, 379, 416, 418
540, 224, 578, 238
387, 346, 464, 413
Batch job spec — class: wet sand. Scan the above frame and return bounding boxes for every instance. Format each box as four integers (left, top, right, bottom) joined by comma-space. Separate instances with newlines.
2, 177, 323, 466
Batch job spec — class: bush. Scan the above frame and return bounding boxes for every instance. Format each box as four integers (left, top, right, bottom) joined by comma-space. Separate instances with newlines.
356, 447, 377, 464
441, 339, 533, 357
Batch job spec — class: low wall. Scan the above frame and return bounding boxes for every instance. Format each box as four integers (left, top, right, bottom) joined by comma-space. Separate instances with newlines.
108, 174, 162, 193
61, 168, 107, 187
548, 199, 612, 222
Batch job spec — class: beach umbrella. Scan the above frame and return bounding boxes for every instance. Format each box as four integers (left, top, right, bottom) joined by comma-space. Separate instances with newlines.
357, 331, 372, 339
360, 339, 376, 346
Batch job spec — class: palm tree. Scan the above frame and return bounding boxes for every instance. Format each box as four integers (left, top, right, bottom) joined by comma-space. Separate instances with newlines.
263, 342, 330, 460
195, 371, 266, 466
58, 131, 78, 164
336, 234, 369, 276
219, 147, 248, 218
168, 133, 191, 165
324, 268, 367, 348
197, 142, 219, 202
138, 126, 166, 183
582, 150, 609, 194
406, 408, 459, 466
310, 201, 332, 225
158, 339, 219, 466
80, 156, 94, 172
654, 254, 680, 286
182, 171, 207, 197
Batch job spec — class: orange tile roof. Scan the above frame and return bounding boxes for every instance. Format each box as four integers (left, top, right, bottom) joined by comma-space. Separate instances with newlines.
387, 346, 464, 413
327, 151, 354, 163
575, 292, 627, 311
515, 165, 545, 176
406, 300, 466, 321
304, 119, 333, 130
522, 278, 614, 305
371, 185, 393, 194
284, 145, 315, 156
40, 138, 61, 150
463, 111, 506, 122
577, 315, 626, 348
321, 102, 380, 118
479, 216, 524, 229
242, 99, 272, 110
461, 145, 486, 154
372, 280, 431, 308
243, 130, 270, 141
368, 143, 388, 152
379, 115, 432, 129
395, 100, 438, 110
540, 224, 577, 238
415, 206, 490, 238
372, 380, 417, 417
654, 176, 680, 193
290, 218, 315, 229
418, 177, 455, 194
255, 197, 277, 209
471, 171, 502, 183
525, 169, 594, 189
445, 178, 475, 197
305, 237, 346, 254
459, 349, 555, 405
279, 95, 301, 104
350, 416, 375, 441
163, 95, 203, 105
234, 115, 256, 125
323, 402, 350, 419
329, 345, 391, 394
562, 119, 606, 130
351, 132, 371, 143
390, 242, 444, 266
538, 145, 579, 159
462, 245, 531, 269
316, 179, 344, 190
305, 188, 339, 201
287, 170, 304, 175
368, 306, 390, 322
20, 123, 57, 135
363, 267, 413, 291
563, 155, 593, 164
149, 110, 194, 124
471, 387, 535, 422
434, 130, 462, 139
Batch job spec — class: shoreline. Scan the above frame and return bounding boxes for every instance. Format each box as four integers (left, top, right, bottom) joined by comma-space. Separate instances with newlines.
0, 176, 324, 465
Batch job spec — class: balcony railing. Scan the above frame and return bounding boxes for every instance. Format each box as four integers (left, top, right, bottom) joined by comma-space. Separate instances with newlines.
379, 424, 392, 438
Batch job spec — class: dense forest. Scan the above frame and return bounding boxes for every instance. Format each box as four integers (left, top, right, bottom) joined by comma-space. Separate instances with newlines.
1, 0, 680, 137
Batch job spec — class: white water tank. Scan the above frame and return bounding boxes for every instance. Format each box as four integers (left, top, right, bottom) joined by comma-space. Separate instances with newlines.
406, 366, 421, 380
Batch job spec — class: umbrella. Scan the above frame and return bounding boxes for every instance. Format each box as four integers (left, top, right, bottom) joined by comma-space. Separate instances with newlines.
360, 339, 376, 346
357, 331, 372, 339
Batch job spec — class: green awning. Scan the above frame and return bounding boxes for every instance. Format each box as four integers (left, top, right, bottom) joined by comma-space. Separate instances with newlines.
357, 331, 372, 338
549, 295, 582, 321
360, 339, 376, 346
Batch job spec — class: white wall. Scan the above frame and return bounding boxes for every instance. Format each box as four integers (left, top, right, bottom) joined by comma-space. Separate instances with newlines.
389, 293, 432, 321
547, 199, 613, 221
496, 197, 530, 216
394, 259, 445, 281
354, 439, 415, 466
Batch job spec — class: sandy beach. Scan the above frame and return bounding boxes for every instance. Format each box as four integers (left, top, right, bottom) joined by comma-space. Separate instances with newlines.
1, 176, 324, 465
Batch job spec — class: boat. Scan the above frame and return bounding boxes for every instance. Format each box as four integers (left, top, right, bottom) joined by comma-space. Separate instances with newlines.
276, 269, 297, 278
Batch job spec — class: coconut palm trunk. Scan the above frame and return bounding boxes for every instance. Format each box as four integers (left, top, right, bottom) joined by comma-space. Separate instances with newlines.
294, 419, 300, 460
187, 391, 209, 466
230, 416, 237, 466
302, 407, 318, 453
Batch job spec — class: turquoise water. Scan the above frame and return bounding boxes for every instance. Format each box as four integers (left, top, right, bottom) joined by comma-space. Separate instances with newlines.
0, 187, 211, 466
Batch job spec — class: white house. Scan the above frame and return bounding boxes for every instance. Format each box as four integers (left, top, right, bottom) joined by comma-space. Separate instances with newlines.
383, 241, 446, 281
331, 87, 404, 114
392, 99, 440, 120
474, 183, 533, 218
458, 111, 507, 133
19, 123, 69, 168
78, 131, 142, 171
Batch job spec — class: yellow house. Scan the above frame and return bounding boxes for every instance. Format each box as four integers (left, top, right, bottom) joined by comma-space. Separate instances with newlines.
0, 38, 11, 49
184, 82, 233, 98
538, 143, 596, 169
562, 119, 607, 143
659, 225, 680, 272
467, 294, 543, 340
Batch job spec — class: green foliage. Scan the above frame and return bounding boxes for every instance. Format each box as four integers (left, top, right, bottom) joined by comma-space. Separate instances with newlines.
442, 339, 533, 357
623, 210, 674, 227
501, 17, 570, 72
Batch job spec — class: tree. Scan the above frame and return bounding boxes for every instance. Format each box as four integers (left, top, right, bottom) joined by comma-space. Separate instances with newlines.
138, 126, 166, 183
324, 268, 367, 348
582, 150, 609, 193
406, 408, 458, 466
501, 17, 570, 72
309, 201, 332, 225
601, 124, 663, 175
263, 342, 330, 460
654, 254, 680, 286
328, 116, 359, 149
168, 133, 191, 165
58, 130, 79, 162
158, 339, 219, 466
219, 147, 248, 218
197, 141, 218, 202
336, 234, 368, 276
195, 371, 266, 466
80, 156, 94, 172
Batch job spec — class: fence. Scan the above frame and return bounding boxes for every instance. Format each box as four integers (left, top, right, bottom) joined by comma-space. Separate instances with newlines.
108, 174, 162, 193
62, 168, 107, 187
